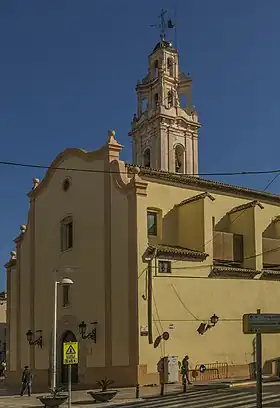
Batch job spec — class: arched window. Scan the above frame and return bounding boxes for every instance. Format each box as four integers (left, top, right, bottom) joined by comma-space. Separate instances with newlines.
167, 90, 173, 107
60, 216, 73, 251
154, 60, 159, 78
154, 93, 159, 108
167, 58, 173, 77
175, 145, 185, 173
141, 98, 148, 113
62, 285, 70, 307
143, 149, 151, 168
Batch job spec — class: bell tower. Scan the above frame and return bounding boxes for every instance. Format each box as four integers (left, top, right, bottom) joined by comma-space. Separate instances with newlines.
129, 11, 201, 175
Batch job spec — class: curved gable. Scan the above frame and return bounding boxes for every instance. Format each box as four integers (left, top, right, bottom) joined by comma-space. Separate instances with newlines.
28, 146, 108, 200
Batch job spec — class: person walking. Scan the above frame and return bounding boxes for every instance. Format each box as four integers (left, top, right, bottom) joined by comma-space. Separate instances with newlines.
181, 355, 191, 385
20, 366, 33, 396
0, 360, 6, 378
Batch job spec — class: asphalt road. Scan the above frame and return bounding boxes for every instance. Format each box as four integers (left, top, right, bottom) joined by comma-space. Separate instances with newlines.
138, 384, 280, 407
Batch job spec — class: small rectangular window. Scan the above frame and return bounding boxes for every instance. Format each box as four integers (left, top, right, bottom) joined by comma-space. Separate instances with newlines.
62, 285, 70, 307
158, 260, 171, 273
147, 211, 157, 236
61, 218, 73, 251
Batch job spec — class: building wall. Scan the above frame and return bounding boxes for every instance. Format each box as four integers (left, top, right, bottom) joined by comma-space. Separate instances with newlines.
7, 142, 138, 389
137, 179, 280, 384
0, 301, 7, 362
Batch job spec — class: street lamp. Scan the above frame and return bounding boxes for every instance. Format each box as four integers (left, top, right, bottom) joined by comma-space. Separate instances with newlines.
210, 314, 219, 326
26, 329, 43, 348
51, 277, 74, 391
78, 321, 97, 343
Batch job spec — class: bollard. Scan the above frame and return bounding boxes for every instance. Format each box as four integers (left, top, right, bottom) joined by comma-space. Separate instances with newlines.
136, 383, 140, 399
183, 377, 187, 393
160, 382, 164, 396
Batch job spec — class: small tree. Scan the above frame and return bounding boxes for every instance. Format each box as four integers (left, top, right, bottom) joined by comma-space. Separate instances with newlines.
97, 379, 114, 392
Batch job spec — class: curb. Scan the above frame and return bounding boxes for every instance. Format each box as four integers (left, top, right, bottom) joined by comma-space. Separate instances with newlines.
192, 383, 231, 390
230, 381, 256, 388
230, 379, 280, 388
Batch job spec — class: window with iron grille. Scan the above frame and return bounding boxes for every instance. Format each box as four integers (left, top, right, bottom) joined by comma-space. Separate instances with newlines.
158, 260, 171, 273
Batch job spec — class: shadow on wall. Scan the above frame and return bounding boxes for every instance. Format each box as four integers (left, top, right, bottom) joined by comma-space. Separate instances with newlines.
263, 358, 280, 376
162, 208, 178, 245
249, 337, 280, 378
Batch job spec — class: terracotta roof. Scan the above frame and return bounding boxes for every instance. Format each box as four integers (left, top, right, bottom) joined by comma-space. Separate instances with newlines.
147, 244, 208, 260
211, 265, 259, 279
227, 200, 264, 215
125, 164, 280, 205
176, 192, 215, 207
261, 269, 280, 280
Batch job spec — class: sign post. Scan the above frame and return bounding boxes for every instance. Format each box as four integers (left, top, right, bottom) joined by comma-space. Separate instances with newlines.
255, 310, 262, 408
68, 364, 72, 408
63, 342, 79, 408
242, 310, 280, 408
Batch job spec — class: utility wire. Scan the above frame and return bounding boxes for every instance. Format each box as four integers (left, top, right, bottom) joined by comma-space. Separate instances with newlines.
152, 241, 280, 271
170, 169, 280, 266
153, 318, 242, 322
202, 171, 280, 251
170, 283, 199, 320
2, 158, 280, 178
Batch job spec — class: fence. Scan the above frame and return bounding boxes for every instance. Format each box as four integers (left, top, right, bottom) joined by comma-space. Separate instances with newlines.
191, 362, 229, 382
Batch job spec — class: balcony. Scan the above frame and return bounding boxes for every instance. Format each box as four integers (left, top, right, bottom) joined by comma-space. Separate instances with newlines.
263, 237, 280, 269
213, 232, 243, 266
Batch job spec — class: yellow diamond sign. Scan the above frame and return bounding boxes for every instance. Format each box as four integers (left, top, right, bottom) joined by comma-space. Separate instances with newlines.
63, 341, 78, 365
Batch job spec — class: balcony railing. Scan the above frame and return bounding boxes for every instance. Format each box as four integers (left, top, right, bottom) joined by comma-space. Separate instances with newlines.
263, 237, 280, 268
213, 232, 243, 265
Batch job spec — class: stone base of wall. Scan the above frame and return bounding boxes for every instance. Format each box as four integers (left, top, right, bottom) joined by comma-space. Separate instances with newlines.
6, 365, 138, 392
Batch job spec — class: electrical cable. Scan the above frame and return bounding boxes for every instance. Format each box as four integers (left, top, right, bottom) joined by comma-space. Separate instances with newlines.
2, 158, 280, 178
170, 283, 199, 320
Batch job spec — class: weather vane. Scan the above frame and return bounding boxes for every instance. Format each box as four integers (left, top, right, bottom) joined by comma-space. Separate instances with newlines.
151, 9, 174, 42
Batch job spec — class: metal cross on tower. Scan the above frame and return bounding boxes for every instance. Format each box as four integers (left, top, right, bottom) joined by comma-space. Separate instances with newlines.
151, 9, 174, 42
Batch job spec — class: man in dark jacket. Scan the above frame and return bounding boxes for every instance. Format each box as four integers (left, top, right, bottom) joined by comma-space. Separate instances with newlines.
20, 366, 33, 396
181, 355, 191, 385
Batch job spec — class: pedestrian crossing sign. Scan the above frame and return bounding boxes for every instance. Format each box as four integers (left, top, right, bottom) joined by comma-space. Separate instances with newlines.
63, 341, 78, 365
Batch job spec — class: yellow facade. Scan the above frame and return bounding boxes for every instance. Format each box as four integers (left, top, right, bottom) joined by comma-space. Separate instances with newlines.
5, 38, 280, 390
5, 135, 280, 389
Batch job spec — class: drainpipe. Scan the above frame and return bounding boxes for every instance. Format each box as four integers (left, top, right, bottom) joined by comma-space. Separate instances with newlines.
144, 249, 157, 345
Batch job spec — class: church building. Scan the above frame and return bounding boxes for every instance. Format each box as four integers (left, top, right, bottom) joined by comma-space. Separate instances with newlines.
5, 26, 280, 390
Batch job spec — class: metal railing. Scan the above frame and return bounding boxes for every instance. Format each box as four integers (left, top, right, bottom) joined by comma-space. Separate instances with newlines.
191, 362, 229, 382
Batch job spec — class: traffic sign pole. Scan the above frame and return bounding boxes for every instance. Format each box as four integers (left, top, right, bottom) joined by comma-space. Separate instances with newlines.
256, 309, 262, 408
68, 364, 72, 408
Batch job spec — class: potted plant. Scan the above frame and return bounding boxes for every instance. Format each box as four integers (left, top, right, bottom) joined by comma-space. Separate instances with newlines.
37, 386, 68, 408
88, 378, 118, 402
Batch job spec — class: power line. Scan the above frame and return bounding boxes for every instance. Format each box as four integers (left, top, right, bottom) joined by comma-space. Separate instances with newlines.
2, 158, 280, 178
192, 170, 280, 255
170, 283, 199, 320
153, 239, 280, 271
153, 318, 242, 322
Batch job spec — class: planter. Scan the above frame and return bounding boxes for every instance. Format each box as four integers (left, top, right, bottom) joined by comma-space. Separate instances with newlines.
87, 390, 118, 403
37, 396, 68, 408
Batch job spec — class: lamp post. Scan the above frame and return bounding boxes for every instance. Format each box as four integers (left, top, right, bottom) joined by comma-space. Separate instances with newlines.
210, 314, 219, 326
26, 329, 43, 348
51, 277, 74, 391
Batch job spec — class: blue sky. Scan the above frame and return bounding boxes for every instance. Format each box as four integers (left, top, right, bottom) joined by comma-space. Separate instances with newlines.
1, 0, 280, 289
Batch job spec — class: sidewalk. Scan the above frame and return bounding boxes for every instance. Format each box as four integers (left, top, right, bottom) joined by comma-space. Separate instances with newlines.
0, 376, 279, 407
0, 384, 180, 408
